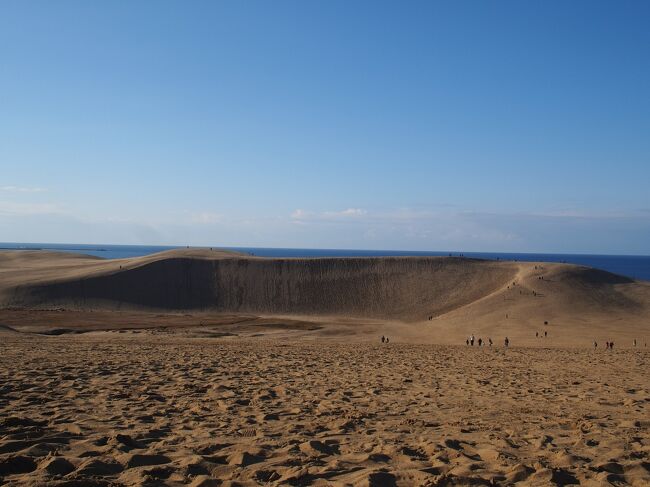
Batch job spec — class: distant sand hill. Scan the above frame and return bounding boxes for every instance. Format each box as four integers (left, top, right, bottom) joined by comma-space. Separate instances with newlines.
1, 249, 513, 318
1, 249, 649, 325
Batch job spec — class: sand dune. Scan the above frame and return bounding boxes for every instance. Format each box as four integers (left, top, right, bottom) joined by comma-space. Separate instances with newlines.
1, 250, 649, 486
2, 248, 648, 317
1, 249, 516, 319
1, 249, 649, 346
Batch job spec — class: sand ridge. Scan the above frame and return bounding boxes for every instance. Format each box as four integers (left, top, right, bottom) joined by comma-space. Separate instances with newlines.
1, 249, 649, 323
1, 250, 517, 320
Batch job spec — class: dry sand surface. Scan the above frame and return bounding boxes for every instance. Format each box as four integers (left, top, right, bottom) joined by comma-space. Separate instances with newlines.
1, 333, 649, 486
1, 250, 650, 485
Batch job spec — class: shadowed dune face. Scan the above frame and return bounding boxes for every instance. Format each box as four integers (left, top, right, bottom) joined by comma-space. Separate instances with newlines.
4, 255, 517, 320
509, 265, 644, 314
2, 250, 649, 332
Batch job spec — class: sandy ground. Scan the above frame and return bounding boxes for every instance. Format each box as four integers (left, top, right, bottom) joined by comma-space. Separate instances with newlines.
1, 332, 648, 486
1, 250, 649, 485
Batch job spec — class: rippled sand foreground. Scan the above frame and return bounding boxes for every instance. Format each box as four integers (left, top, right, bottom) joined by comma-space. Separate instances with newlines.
1, 334, 649, 486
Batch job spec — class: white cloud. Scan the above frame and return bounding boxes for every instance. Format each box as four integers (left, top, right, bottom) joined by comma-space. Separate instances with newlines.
291, 208, 368, 221
0, 201, 63, 216
0, 186, 46, 193
188, 211, 222, 225
290, 209, 313, 220
323, 208, 367, 218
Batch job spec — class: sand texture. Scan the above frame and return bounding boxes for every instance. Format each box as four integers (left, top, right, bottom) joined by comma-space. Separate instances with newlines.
1, 250, 649, 485
1, 333, 649, 486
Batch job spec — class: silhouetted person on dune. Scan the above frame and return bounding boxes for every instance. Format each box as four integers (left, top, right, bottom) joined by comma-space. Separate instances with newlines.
504, 337, 510, 347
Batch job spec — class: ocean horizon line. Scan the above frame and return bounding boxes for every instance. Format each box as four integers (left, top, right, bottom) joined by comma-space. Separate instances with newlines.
2, 241, 649, 281
1, 242, 649, 258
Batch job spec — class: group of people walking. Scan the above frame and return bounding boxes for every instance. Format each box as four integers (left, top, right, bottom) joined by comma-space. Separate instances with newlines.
381, 332, 642, 349
465, 334, 506, 347
593, 339, 646, 349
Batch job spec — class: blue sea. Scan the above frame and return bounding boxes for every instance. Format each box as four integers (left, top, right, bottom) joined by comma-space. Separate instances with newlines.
1, 242, 649, 282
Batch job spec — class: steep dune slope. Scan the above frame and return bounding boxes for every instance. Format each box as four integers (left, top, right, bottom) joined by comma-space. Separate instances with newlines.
1, 250, 649, 328
1, 249, 516, 320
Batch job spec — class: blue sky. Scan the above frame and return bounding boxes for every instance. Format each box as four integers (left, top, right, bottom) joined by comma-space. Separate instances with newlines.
1, 1, 649, 253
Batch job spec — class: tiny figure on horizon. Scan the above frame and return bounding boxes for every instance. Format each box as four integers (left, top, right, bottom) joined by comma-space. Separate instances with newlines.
470, 335, 475, 346
504, 337, 510, 347
466, 338, 469, 346
633, 339, 637, 347
610, 341, 614, 350
544, 331, 547, 338
381, 335, 385, 343
488, 338, 493, 347
386, 337, 390, 344
478, 338, 483, 347
605, 341, 610, 349
536, 331, 539, 338
594, 341, 597, 349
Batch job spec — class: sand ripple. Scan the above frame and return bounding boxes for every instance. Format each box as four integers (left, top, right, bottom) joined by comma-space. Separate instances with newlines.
1, 335, 648, 486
